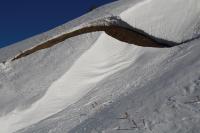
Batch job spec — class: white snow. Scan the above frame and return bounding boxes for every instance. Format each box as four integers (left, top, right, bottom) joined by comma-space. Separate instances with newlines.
0, 0, 200, 133
0, 33, 139, 133
120, 0, 200, 43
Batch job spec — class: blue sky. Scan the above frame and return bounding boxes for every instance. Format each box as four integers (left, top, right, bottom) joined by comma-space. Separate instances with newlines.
0, 0, 115, 48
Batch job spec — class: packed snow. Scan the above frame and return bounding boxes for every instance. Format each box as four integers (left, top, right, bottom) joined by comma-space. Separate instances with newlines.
0, 0, 200, 133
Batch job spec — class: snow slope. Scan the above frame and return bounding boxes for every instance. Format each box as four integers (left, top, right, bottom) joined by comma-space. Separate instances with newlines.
0, 0, 200, 133
120, 0, 200, 43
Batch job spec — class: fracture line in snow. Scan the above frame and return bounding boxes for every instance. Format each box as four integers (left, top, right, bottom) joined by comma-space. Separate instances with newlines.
10, 16, 176, 62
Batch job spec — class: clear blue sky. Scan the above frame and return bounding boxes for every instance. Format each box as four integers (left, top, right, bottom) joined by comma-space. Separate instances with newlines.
0, 0, 115, 48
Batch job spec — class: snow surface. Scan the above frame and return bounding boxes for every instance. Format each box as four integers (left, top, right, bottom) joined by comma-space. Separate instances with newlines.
0, 0, 200, 133
120, 0, 200, 42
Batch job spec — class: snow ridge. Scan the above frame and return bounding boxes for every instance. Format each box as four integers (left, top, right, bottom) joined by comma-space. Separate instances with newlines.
10, 16, 176, 62
0, 0, 200, 133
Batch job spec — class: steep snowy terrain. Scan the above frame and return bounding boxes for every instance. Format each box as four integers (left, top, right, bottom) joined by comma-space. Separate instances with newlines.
0, 0, 200, 133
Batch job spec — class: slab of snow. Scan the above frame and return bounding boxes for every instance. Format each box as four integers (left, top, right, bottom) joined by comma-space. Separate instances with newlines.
1, 0, 199, 62
0, 0, 200, 133
120, 0, 200, 43
0, 0, 142, 62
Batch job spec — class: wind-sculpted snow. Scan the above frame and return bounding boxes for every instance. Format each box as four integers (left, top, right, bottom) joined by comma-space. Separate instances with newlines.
0, 0, 200, 62
11, 16, 175, 61
0, 33, 144, 133
0, 0, 200, 133
120, 0, 200, 43
9, 10, 200, 62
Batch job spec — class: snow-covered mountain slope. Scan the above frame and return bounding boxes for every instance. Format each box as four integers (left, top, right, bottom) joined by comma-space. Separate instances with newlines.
0, 0, 200, 133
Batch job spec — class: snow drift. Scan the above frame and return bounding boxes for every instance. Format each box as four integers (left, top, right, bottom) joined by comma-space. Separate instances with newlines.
0, 0, 200, 133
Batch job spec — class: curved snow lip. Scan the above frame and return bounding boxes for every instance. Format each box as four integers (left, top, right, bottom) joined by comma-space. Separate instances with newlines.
10, 16, 178, 62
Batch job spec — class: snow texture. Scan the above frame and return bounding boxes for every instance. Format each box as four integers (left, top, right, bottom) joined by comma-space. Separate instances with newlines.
0, 0, 200, 133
